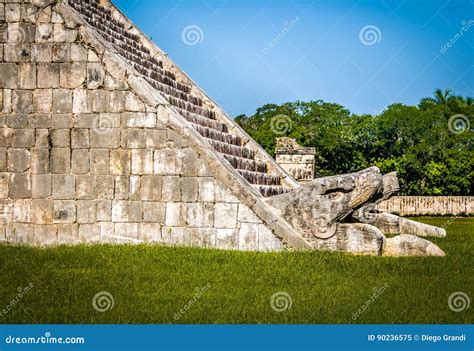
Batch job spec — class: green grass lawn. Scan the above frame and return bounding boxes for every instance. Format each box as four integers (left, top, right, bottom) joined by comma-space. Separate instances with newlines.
0, 217, 472, 324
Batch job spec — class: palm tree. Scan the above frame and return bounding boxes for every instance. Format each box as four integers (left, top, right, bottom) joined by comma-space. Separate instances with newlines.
420, 88, 453, 106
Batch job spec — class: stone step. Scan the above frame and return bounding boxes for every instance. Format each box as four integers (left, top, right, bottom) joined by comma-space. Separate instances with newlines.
221, 154, 267, 173
255, 185, 292, 197
208, 139, 254, 159
182, 112, 229, 134
238, 170, 281, 186
191, 123, 240, 146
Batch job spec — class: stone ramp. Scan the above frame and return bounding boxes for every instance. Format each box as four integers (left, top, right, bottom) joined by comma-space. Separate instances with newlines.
66, 0, 296, 198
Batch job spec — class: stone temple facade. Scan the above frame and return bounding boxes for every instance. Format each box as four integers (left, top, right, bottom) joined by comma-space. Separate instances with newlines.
275, 138, 315, 183
0, 0, 447, 256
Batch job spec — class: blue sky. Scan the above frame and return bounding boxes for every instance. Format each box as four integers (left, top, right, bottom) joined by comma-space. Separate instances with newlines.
113, 0, 473, 117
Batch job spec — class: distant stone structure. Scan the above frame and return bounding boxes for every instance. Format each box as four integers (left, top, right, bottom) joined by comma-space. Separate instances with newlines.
275, 138, 315, 183
0, 0, 447, 256
378, 196, 473, 216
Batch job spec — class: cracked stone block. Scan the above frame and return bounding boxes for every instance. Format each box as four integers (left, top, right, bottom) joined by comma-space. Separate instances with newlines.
215, 181, 239, 203
12, 90, 33, 114
187, 202, 214, 228
216, 229, 238, 250
131, 149, 153, 175
71, 149, 89, 174
165, 202, 186, 227
96, 200, 111, 221
31, 43, 53, 63
19, 63, 36, 89
12, 129, 35, 147
87, 62, 105, 89
12, 199, 31, 223
50, 129, 70, 148
140, 175, 162, 201
94, 175, 114, 200
57, 223, 79, 245
52, 43, 70, 62
31, 174, 51, 199
109, 91, 126, 113
128, 201, 142, 222
53, 200, 76, 224
31, 199, 53, 224
79, 224, 100, 243
177, 148, 198, 177
114, 176, 129, 200
110, 148, 130, 175
37, 63, 59, 88
9, 173, 31, 199
76, 201, 97, 224
112, 200, 128, 222
76, 175, 95, 200
0, 63, 19, 88
90, 149, 110, 175
71, 129, 89, 149
52, 89, 72, 114
29, 114, 52, 129
214, 203, 238, 229
31, 148, 49, 174
181, 177, 198, 202
72, 89, 91, 114
90, 128, 120, 148
143, 202, 165, 223
138, 223, 162, 243
90, 90, 110, 112
0, 148, 6, 172
115, 222, 139, 239
198, 178, 215, 202
50, 148, 71, 173
33, 89, 53, 113
258, 225, 283, 252
239, 223, 258, 251
70, 44, 88, 62
52, 174, 75, 200
59, 63, 86, 88
35, 129, 49, 148
162, 176, 181, 202
7, 149, 30, 172
238, 204, 261, 223
33, 225, 57, 246
52, 114, 73, 129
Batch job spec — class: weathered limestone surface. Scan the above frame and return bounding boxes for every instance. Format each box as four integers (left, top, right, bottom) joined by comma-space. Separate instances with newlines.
0, 0, 285, 252
384, 235, 445, 257
0, 0, 447, 257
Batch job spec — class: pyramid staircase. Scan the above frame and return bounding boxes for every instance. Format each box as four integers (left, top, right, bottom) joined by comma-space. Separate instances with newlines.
67, 0, 296, 197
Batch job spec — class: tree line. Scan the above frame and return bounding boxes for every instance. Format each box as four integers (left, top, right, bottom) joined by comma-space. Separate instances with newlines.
235, 89, 473, 196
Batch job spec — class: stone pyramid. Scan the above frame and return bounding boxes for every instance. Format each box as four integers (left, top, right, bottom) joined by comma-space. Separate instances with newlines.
0, 0, 446, 255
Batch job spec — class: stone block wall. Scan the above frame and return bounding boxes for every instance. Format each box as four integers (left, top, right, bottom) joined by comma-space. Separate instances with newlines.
377, 196, 473, 216
275, 137, 315, 183
0, 0, 283, 251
